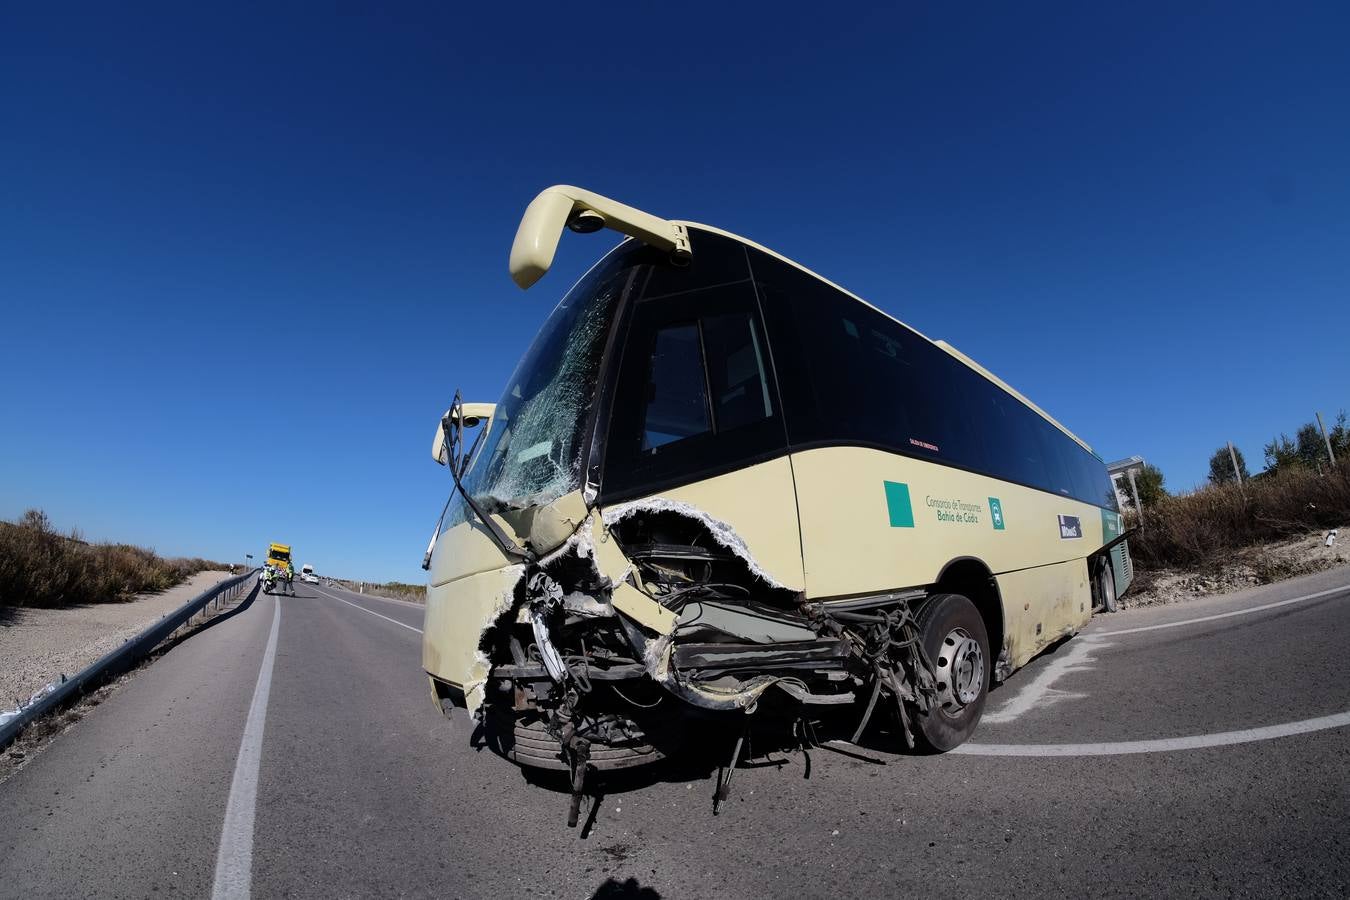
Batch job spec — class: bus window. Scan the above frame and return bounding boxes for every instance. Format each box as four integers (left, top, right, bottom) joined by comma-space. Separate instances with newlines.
641, 323, 711, 450
701, 313, 773, 431
601, 280, 786, 500
752, 246, 1113, 509
640, 230, 750, 299
752, 250, 986, 469
1036, 420, 1076, 498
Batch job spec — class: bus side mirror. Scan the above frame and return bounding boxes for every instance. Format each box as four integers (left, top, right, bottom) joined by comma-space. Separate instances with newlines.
432, 403, 496, 466
432, 420, 450, 466
508, 185, 692, 290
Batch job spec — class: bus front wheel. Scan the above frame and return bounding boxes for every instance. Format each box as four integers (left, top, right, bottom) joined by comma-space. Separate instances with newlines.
913, 593, 990, 752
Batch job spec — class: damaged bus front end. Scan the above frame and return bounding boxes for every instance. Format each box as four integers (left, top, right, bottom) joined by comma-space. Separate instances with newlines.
428, 491, 950, 815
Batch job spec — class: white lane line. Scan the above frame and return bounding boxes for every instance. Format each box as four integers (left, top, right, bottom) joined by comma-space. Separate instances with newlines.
983, 583, 1350, 726
983, 637, 1111, 724
1092, 584, 1350, 637
211, 597, 281, 900
356, 592, 423, 610
956, 710, 1350, 757
311, 586, 422, 634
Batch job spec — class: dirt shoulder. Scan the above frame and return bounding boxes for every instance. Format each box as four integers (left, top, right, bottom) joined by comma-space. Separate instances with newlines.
1122, 531, 1347, 609
0, 570, 234, 708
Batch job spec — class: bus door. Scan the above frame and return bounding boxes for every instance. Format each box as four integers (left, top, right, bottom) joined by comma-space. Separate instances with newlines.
598, 249, 805, 594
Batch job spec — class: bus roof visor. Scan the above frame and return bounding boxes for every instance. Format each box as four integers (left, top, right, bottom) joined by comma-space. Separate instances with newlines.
508, 185, 692, 289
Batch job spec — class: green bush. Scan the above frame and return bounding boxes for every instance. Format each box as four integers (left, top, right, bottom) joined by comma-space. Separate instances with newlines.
1128, 465, 1349, 568
0, 509, 230, 608
1119, 463, 1168, 509
1207, 445, 1250, 485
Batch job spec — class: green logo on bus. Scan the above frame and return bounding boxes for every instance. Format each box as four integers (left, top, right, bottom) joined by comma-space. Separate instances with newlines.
988, 497, 1006, 530
1102, 508, 1121, 541
884, 481, 915, 528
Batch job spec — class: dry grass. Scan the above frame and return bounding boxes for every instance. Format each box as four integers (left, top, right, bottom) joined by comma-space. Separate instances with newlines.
330, 578, 426, 604
1128, 465, 1349, 569
0, 509, 231, 609
1120, 531, 1347, 608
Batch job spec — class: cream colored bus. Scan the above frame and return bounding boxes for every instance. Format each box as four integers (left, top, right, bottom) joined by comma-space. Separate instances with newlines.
423, 186, 1130, 802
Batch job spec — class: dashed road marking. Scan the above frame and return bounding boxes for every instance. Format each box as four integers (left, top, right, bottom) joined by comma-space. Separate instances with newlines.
956, 710, 1350, 757
211, 596, 281, 900
312, 586, 423, 634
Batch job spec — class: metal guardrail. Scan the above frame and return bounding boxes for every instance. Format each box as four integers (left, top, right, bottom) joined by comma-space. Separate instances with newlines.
0, 568, 261, 751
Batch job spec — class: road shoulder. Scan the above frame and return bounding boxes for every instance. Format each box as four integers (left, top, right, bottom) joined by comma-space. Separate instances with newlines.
0, 570, 236, 707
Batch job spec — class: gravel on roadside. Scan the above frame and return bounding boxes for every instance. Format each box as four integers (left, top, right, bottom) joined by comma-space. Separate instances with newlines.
1121, 530, 1347, 608
0, 571, 235, 709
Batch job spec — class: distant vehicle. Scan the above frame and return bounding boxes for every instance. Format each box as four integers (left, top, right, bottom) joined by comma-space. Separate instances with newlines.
263, 543, 296, 596
267, 543, 292, 570
301, 564, 319, 584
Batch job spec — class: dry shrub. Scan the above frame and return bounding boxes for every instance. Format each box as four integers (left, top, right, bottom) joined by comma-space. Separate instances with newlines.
330, 578, 426, 604
1129, 465, 1350, 569
0, 510, 231, 609
373, 581, 426, 603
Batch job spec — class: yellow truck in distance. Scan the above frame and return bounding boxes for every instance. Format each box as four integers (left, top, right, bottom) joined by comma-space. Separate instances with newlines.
266, 543, 291, 570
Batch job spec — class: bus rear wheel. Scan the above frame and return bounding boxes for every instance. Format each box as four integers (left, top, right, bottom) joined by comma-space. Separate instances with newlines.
1097, 559, 1119, 613
913, 593, 990, 752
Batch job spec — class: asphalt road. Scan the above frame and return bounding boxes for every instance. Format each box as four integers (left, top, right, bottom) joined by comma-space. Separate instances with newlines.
1, 568, 1348, 899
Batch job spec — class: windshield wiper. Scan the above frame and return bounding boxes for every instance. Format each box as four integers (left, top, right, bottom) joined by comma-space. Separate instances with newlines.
443, 394, 535, 565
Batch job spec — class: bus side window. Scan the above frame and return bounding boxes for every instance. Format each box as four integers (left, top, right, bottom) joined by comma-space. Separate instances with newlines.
1036, 421, 1076, 497
641, 323, 712, 451
600, 267, 788, 501
639, 314, 772, 452
702, 313, 773, 432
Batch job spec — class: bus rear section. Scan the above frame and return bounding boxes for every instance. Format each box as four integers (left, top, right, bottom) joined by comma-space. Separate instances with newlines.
421, 186, 1128, 815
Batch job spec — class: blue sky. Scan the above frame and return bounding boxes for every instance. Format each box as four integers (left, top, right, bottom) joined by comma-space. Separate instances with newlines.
2, 4, 1348, 582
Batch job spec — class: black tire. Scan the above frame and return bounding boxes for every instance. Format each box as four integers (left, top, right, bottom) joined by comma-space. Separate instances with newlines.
1098, 558, 1119, 613
913, 593, 990, 753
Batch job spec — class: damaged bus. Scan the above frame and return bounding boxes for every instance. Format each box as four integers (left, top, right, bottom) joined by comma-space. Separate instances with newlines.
422, 185, 1131, 817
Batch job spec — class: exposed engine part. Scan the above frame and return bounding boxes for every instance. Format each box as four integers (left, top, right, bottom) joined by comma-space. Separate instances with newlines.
472, 502, 946, 825
529, 606, 569, 683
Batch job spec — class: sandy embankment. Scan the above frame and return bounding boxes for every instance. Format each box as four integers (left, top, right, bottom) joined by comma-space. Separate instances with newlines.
1121, 531, 1347, 608
0, 570, 237, 710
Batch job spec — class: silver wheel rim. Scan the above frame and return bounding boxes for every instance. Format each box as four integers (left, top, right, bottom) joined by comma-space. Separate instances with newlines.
934, 627, 984, 712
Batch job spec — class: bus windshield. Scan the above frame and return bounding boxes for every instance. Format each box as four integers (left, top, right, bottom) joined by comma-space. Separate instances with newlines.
451, 245, 638, 521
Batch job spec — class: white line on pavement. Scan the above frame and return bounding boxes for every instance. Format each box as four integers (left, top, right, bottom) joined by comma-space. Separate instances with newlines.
983, 636, 1112, 724
211, 597, 281, 900
312, 586, 423, 634
356, 591, 424, 610
1092, 584, 1350, 637
983, 583, 1349, 727
955, 710, 1350, 757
